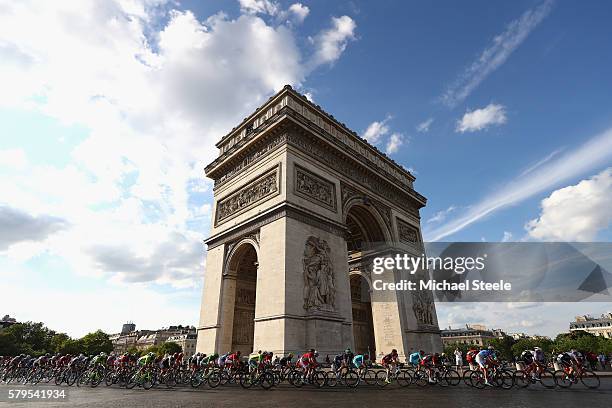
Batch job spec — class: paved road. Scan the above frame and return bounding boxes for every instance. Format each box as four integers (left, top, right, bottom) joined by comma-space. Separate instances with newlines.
1, 380, 611, 408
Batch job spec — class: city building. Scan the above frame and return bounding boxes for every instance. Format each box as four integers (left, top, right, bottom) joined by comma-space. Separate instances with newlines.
570, 313, 612, 338
441, 324, 505, 347
110, 323, 196, 353
197, 85, 442, 358
167, 333, 198, 358
0, 315, 17, 329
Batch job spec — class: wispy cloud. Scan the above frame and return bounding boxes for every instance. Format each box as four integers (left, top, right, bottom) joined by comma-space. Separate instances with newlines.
456, 103, 507, 133
416, 117, 434, 133
427, 205, 457, 224
424, 127, 612, 241
519, 146, 565, 176
441, 0, 555, 107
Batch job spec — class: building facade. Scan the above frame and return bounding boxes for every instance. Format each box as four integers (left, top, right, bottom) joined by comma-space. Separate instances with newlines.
570, 313, 612, 338
167, 333, 198, 358
110, 323, 195, 353
196, 85, 442, 358
441, 324, 504, 347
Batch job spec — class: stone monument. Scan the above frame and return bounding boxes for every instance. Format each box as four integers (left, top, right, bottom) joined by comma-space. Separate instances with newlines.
196, 85, 442, 358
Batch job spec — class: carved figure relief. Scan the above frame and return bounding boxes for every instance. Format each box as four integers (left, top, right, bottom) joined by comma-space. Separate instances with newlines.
294, 165, 336, 211
413, 289, 434, 326
303, 236, 336, 311
215, 167, 279, 225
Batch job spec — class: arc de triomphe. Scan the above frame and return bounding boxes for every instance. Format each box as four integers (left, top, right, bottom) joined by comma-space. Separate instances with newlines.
196, 85, 442, 358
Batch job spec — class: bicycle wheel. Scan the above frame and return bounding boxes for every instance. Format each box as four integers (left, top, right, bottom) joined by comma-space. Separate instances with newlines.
375, 370, 389, 387
125, 374, 137, 389
325, 371, 338, 387
397, 370, 412, 387
413, 370, 429, 387
190, 372, 203, 388
342, 370, 359, 388
260, 372, 275, 390
208, 371, 221, 388
553, 370, 572, 388
580, 370, 600, 389
462, 369, 473, 387
470, 371, 485, 389
142, 373, 153, 390
239, 372, 254, 389
312, 370, 327, 388
364, 369, 377, 386
498, 370, 514, 389
444, 369, 461, 386
513, 370, 529, 388
539, 369, 556, 389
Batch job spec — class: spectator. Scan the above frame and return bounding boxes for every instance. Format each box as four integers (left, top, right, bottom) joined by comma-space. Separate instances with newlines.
598, 353, 606, 371
454, 348, 463, 373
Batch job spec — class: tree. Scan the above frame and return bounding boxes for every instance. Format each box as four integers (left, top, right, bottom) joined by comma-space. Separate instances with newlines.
0, 322, 54, 356
144, 345, 159, 356
159, 341, 182, 355
80, 330, 112, 355
485, 336, 515, 361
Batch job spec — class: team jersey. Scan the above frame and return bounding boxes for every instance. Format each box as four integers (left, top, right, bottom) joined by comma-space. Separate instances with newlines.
352, 354, 366, 367
477, 350, 494, 361
137, 355, 153, 366
382, 353, 396, 364
408, 352, 422, 365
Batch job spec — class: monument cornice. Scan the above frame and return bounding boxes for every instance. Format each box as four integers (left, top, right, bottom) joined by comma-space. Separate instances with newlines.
207, 85, 417, 191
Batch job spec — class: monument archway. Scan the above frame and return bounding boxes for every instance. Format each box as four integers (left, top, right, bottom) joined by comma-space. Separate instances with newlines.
196, 85, 442, 356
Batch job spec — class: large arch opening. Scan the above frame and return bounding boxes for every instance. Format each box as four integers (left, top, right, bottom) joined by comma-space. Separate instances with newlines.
227, 243, 258, 355
345, 204, 387, 358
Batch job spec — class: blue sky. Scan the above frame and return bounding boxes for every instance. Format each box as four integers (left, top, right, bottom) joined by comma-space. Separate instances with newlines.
0, 0, 611, 338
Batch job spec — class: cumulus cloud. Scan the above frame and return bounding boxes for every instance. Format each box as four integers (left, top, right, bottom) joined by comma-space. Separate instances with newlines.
288, 3, 310, 23
0, 205, 68, 251
441, 0, 555, 107
0, 149, 28, 170
385, 133, 403, 154
456, 103, 507, 133
308, 15, 356, 68
501, 231, 513, 242
363, 116, 391, 143
416, 117, 434, 133
239, 0, 280, 16
0, 0, 357, 289
525, 168, 612, 241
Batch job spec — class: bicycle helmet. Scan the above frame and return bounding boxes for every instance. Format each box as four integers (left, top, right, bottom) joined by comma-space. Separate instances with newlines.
488, 346, 494, 350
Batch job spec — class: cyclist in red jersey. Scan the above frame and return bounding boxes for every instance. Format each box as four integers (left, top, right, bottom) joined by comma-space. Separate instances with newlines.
381, 349, 399, 384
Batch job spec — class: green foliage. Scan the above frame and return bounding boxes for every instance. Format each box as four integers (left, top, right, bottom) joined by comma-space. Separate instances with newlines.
484, 336, 515, 361
0, 322, 113, 357
144, 345, 160, 356
159, 341, 182, 355
80, 330, 113, 355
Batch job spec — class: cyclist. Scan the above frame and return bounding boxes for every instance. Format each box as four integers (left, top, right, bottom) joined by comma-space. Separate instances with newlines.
217, 352, 230, 368
420, 353, 440, 383
343, 348, 354, 367
226, 351, 241, 368
476, 346, 497, 386
381, 349, 399, 384
136, 352, 155, 374
352, 353, 370, 378
248, 350, 264, 373
278, 352, 293, 368
466, 348, 479, 371
408, 350, 423, 368
298, 349, 318, 378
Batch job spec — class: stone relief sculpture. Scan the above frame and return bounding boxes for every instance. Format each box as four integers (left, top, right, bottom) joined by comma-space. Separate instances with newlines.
216, 169, 278, 224
303, 236, 336, 311
412, 289, 434, 326
295, 166, 336, 210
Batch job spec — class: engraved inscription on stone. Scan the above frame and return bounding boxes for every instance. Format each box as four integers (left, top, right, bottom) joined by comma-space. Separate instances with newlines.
215, 167, 279, 225
294, 165, 337, 211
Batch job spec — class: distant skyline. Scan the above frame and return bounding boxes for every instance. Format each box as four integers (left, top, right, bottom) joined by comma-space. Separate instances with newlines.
1, 0, 611, 338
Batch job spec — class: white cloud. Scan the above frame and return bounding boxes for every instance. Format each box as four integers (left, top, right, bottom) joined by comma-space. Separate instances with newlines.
427, 205, 457, 224
520, 147, 565, 176
308, 15, 356, 68
385, 133, 403, 154
363, 116, 391, 143
0, 0, 357, 292
0, 204, 68, 251
456, 103, 507, 133
441, 0, 554, 107
416, 117, 434, 133
288, 3, 310, 23
424, 127, 612, 241
525, 168, 612, 241
501, 231, 513, 242
239, 0, 280, 16
0, 148, 28, 170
